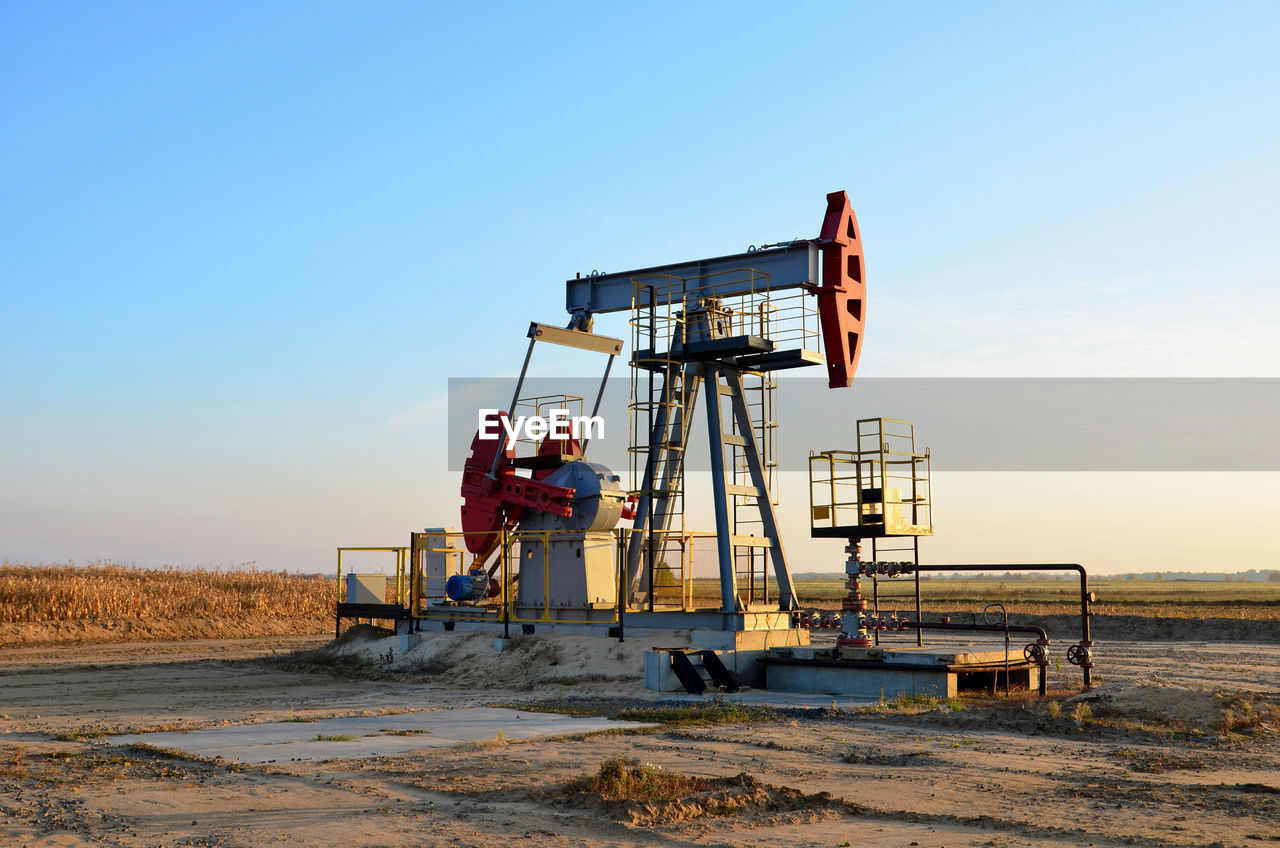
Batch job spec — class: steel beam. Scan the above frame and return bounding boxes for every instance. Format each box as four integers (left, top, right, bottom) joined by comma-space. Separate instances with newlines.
565, 241, 819, 317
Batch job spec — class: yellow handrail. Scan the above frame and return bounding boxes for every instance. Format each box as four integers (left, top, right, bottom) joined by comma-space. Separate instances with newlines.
336, 547, 408, 605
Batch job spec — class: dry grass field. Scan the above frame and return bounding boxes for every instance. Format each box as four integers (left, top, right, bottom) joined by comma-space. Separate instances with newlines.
0, 561, 333, 646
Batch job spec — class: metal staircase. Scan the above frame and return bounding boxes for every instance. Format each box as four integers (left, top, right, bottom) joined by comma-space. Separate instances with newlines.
667, 649, 740, 694
627, 285, 799, 613
731, 369, 777, 606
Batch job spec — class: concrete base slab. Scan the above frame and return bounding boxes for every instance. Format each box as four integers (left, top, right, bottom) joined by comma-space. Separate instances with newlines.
839, 646, 1020, 667
763, 642, 1042, 700
113, 707, 655, 764
765, 660, 957, 699
400, 617, 808, 692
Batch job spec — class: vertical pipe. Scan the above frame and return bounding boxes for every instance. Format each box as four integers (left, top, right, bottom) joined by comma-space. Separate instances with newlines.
914, 537, 922, 647
647, 536, 655, 612
872, 575, 879, 647
684, 533, 692, 611
501, 525, 510, 640
871, 537, 879, 647
616, 529, 625, 642
1079, 566, 1093, 688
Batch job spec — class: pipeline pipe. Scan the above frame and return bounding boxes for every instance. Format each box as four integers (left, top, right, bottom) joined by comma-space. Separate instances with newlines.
501, 524, 510, 641
896, 619, 1050, 643
912, 563, 1093, 687
615, 531, 625, 643
913, 537, 922, 647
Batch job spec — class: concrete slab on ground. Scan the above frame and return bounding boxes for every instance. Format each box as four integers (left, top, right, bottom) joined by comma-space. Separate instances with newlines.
112, 707, 655, 764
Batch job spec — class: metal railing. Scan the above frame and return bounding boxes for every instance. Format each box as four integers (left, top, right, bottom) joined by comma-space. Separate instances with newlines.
809, 417, 932, 537
335, 547, 408, 605
509, 393, 585, 457
338, 525, 778, 629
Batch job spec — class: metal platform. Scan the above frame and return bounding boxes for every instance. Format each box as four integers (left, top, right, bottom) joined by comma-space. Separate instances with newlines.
810, 524, 933, 539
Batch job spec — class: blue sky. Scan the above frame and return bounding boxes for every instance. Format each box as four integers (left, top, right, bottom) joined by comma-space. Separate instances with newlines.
2, 1, 1277, 573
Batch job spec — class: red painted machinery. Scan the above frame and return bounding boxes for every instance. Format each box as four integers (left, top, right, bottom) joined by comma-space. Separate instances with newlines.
458, 411, 579, 564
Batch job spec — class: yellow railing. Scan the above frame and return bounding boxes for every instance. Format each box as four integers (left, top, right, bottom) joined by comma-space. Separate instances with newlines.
509, 393, 585, 458
339, 524, 788, 623
809, 417, 932, 537
335, 547, 409, 605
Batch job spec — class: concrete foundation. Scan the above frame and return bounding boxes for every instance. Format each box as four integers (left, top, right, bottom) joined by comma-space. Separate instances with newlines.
761, 646, 1041, 699
398, 607, 808, 679
642, 628, 812, 691
393, 609, 808, 689
645, 649, 705, 692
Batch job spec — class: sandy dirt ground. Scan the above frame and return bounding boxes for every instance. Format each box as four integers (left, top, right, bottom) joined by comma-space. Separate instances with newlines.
1, 629, 1278, 848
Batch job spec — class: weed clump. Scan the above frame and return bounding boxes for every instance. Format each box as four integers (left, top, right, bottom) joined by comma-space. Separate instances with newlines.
858, 693, 967, 715
569, 756, 711, 802
561, 757, 858, 825
615, 699, 780, 727
1220, 692, 1280, 735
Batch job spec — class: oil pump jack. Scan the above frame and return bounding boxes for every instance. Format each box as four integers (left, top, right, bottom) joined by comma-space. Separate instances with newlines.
446, 191, 866, 627
340, 189, 1095, 696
